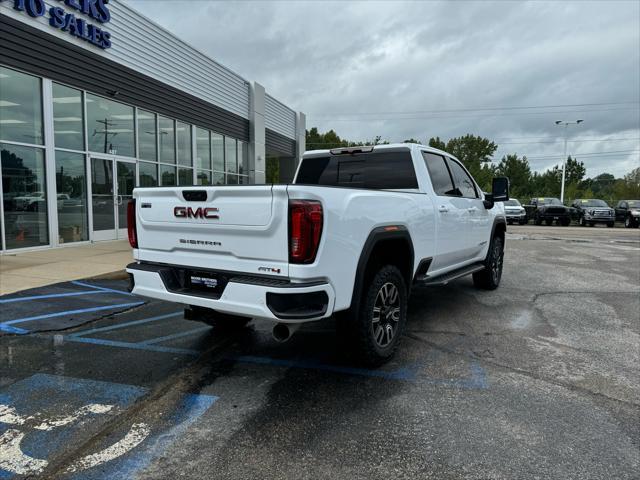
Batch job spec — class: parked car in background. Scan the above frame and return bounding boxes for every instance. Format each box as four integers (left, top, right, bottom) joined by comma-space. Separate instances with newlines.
529, 197, 571, 226
13, 191, 45, 211
503, 199, 527, 225
614, 200, 640, 228
571, 199, 615, 227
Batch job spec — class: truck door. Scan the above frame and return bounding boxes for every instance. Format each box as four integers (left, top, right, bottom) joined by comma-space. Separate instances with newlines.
445, 158, 491, 259
422, 152, 471, 270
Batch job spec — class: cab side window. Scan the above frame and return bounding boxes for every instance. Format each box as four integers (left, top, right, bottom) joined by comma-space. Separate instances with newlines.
446, 158, 479, 198
422, 152, 456, 196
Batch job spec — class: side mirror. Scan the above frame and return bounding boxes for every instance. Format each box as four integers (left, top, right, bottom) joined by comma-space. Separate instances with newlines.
483, 177, 510, 209
492, 177, 509, 202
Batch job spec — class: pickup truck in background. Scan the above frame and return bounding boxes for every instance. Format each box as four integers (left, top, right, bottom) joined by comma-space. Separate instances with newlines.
527, 197, 571, 226
126, 144, 509, 365
570, 199, 615, 227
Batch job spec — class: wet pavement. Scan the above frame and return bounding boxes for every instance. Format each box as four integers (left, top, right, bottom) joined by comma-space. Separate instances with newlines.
1, 230, 639, 479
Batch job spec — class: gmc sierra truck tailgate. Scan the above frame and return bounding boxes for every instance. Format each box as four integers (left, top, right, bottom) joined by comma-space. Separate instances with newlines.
132, 185, 290, 277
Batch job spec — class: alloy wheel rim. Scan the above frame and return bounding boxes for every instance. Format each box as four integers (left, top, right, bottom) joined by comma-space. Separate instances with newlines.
372, 282, 400, 348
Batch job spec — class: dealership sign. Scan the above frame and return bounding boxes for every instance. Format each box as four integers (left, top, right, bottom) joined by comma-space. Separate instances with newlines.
2, 0, 112, 49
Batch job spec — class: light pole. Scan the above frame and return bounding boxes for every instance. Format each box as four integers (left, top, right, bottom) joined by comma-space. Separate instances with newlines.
555, 120, 583, 203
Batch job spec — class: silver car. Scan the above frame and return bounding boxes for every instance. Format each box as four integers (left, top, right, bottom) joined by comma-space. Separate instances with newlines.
503, 199, 527, 225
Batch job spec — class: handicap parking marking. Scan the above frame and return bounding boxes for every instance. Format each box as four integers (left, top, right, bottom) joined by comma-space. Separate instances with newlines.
0, 374, 217, 479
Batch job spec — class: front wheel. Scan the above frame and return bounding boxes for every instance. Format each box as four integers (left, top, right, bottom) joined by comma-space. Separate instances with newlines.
473, 235, 504, 290
343, 265, 408, 366
607, 222, 614, 228
624, 216, 637, 228
545, 219, 553, 226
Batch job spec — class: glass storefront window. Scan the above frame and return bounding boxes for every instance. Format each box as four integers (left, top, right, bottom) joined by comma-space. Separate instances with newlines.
158, 116, 175, 163
197, 170, 212, 185
176, 122, 192, 166
212, 133, 224, 172
226, 174, 238, 185
1, 144, 48, 249
55, 151, 88, 243
213, 172, 225, 185
238, 141, 248, 176
160, 164, 176, 186
225, 138, 237, 175
138, 110, 157, 161
52, 83, 84, 151
139, 161, 158, 187
196, 128, 211, 170
86, 94, 135, 157
178, 168, 193, 186
0, 67, 43, 145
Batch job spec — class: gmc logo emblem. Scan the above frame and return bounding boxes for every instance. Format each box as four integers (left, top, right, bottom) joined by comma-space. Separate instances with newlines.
174, 206, 219, 219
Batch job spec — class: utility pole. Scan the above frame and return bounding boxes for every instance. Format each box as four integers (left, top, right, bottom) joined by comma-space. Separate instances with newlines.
555, 120, 584, 203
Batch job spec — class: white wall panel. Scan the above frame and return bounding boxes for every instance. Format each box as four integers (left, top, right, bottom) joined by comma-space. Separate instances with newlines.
0, 0, 251, 119
265, 94, 297, 140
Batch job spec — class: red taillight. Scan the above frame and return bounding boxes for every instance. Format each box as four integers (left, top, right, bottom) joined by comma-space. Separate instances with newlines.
127, 199, 138, 248
289, 200, 323, 264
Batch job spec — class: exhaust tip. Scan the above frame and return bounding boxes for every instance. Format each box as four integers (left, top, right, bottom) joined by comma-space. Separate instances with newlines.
272, 323, 291, 343
271, 323, 293, 343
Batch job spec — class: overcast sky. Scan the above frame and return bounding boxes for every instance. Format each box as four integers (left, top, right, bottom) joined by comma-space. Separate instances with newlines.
128, 0, 639, 177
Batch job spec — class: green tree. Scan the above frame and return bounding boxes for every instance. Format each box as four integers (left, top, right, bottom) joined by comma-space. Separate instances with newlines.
495, 154, 532, 198
427, 134, 498, 190
403, 138, 422, 144
564, 156, 586, 184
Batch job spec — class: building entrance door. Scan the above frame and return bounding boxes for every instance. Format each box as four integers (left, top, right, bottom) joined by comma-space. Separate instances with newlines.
90, 157, 136, 241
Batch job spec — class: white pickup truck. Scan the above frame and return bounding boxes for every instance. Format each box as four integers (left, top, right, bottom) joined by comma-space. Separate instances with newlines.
126, 144, 509, 365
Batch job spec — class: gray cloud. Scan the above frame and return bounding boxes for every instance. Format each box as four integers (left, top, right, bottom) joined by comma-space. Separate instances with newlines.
127, 0, 639, 177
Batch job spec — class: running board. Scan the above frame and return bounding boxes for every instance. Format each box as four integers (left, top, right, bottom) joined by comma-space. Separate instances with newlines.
414, 262, 485, 286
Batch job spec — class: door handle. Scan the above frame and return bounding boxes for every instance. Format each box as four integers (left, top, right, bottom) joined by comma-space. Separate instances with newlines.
467, 207, 477, 213
438, 205, 449, 213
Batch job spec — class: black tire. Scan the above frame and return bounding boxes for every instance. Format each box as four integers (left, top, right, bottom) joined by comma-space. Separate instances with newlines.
545, 219, 553, 226
607, 222, 614, 228
341, 265, 408, 366
185, 305, 251, 330
561, 218, 570, 226
534, 215, 542, 226
519, 219, 527, 225
624, 216, 634, 228
473, 235, 504, 290
579, 216, 586, 227
588, 222, 594, 227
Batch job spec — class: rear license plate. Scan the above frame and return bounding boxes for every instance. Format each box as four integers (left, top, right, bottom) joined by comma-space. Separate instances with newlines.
189, 273, 218, 290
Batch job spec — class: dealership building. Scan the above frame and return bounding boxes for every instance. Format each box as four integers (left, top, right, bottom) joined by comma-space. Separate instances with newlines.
0, 0, 305, 252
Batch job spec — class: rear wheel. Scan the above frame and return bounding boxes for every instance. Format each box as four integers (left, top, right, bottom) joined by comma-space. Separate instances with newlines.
545, 219, 553, 226
561, 218, 570, 226
184, 305, 251, 330
607, 222, 614, 228
473, 235, 504, 290
340, 265, 408, 366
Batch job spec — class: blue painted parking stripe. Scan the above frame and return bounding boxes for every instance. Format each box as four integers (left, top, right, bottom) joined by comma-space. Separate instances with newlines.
0, 324, 30, 334
71, 280, 133, 295
140, 326, 211, 345
1, 301, 145, 326
68, 311, 183, 338
0, 289, 111, 304
66, 336, 201, 356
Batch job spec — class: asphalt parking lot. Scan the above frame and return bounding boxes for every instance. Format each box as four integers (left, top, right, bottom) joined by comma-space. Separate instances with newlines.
1, 226, 639, 479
